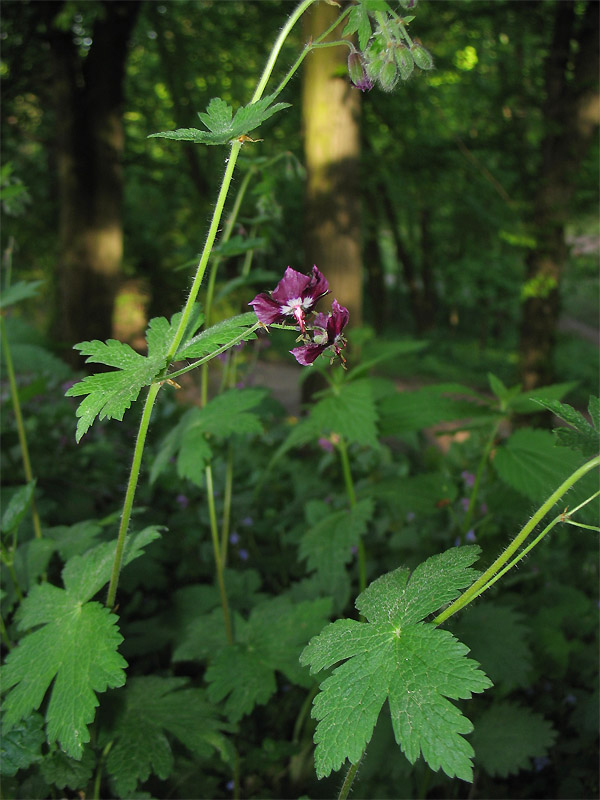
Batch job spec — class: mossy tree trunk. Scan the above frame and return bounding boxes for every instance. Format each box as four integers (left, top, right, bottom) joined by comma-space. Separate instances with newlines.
302, 2, 362, 326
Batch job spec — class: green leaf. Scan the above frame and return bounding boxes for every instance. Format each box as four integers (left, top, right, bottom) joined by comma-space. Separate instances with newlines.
206, 597, 331, 722
451, 604, 532, 692
1, 482, 35, 535
379, 384, 493, 436
0, 280, 43, 309
0, 713, 44, 776
65, 314, 182, 442
149, 94, 291, 146
0, 529, 160, 757
300, 499, 374, 609
363, 472, 458, 518
472, 702, 556, 777
343, 5, 372, 51
40, 747, 96, 790
508, 381, 578, 414
312, 379, 379, 447
106, 677, 233, 797
1, 588, 126, 758
493, 428, 598, 523
532, 397, 600, 458
175, 312, 258, 360
300, 547, 491, 781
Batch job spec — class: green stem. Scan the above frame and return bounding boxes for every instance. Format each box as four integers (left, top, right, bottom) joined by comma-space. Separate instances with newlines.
106, 383, 161, 608
337, 436, 367, 593
93, 742, 112, 800
1, 316, 43, 540
338, 754, 364, 800
220, 444, 234, 565
206, 465, 234, 644
462, 419, 501, 535
434, 454, 600, 625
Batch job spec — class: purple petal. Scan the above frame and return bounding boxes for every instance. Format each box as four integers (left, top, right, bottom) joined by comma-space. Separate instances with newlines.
249, 293, 285, 325
290, 343, 327, 365
327, 300, 349, 340
305, 266, 329, 301
272, 267, 312, 304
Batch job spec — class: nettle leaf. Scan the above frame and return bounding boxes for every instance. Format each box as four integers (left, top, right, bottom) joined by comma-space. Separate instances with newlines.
300, 499, 374, 609
206, 596, 331, 722
312, 380, 379, 447
533, 396, 600, 458
149, 94, 291, 146
0, 712, 45, 776
493, 428, 598, 524
472, 702, 556, 778
379, 384, 493, 436
151, 388, 266, 485
451, 604, 532, 693
106, 677, 234, 798
175, 312, 258, 360
0, 529, 160, 758
300, 546, 491, 781
65, 314, 183, 442
508, 381, 577, 414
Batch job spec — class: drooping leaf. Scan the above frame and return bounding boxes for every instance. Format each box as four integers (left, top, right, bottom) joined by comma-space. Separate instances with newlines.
0, 529, 160, 757
149, 94, 291, 146
0, 280, 43, 309
1, 482, 35, 535
472, 702, 556, 777
300, 547, 491, 781
65, 315, 182, 442
508, 381, 578, 414
533, 396, 600, 458
343, 4, 373, 51
106, 677, 234, 798
205, 596, 332, 722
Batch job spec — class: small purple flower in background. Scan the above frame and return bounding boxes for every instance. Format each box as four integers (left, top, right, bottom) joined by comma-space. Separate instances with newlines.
465, 529, 476, 542
348, 49, 373, 92
229, 532, 240, 545
318, 437, 335, 453
226, 780, 235, 792
461, 471, 475, 487
291, 299, 349, 366
239, 548, 249, 561
480, 502, 488, 515
241, 516, 253, 527
460, 497, 470, 512
406, 511, 416, 522
534, 756, 550, 772
249, 266, 329, 333
176, 494, 189, 509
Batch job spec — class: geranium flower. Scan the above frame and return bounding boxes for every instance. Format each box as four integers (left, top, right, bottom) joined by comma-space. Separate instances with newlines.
249, 266, 329, 333
347, 49, 373, 92
291, 299, 349, 366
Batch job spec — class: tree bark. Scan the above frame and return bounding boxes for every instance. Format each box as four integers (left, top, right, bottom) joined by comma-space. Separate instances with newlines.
302, 2, 362, 326
519, 0, 599, 389
42, 1, 140, 354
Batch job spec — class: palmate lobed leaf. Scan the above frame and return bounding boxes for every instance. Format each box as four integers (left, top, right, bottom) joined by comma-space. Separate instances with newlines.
300, 546, 492, 781
0, 529, 161, 758
106, 676, 234, 797
149, 94, 291, 146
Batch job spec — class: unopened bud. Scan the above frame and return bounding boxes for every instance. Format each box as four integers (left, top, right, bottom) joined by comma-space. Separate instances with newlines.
365, 52, 386, 82
347, 50, 373, 92
378, 59, 398, 92
399, 0, 418, 8
394, 45, 414, 80
411, 43, 434, 70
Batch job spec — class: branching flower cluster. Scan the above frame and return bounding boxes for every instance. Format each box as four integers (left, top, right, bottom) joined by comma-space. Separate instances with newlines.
249, 266, 349, 366
345, 0, 434, 93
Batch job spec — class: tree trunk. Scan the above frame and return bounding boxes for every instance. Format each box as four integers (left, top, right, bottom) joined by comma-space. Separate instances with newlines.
302, 2, 362, 326
43, 1, 140, 354
519, 0, 599, 390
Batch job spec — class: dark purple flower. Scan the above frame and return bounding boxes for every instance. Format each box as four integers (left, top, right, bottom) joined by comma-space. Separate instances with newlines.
176, 494, 189, 509
348, 49, 373, 92
249, 266, 329, 333
291, 299, 349, 366
465, 529, 476, 542
461, 470, 475, 487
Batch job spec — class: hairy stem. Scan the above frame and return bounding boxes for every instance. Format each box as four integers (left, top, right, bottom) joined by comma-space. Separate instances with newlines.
434, 454, 600, 625
338, 754, 364, 800
106, 383, 161, 608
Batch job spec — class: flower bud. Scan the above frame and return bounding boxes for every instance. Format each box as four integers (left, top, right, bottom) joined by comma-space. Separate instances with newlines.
378, 59, 398, 92
411, 43, 434, 70
394, 45, 414, 80
399, 0, 418, 8
347, 50, 373, 92
365, 51, 386, 82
